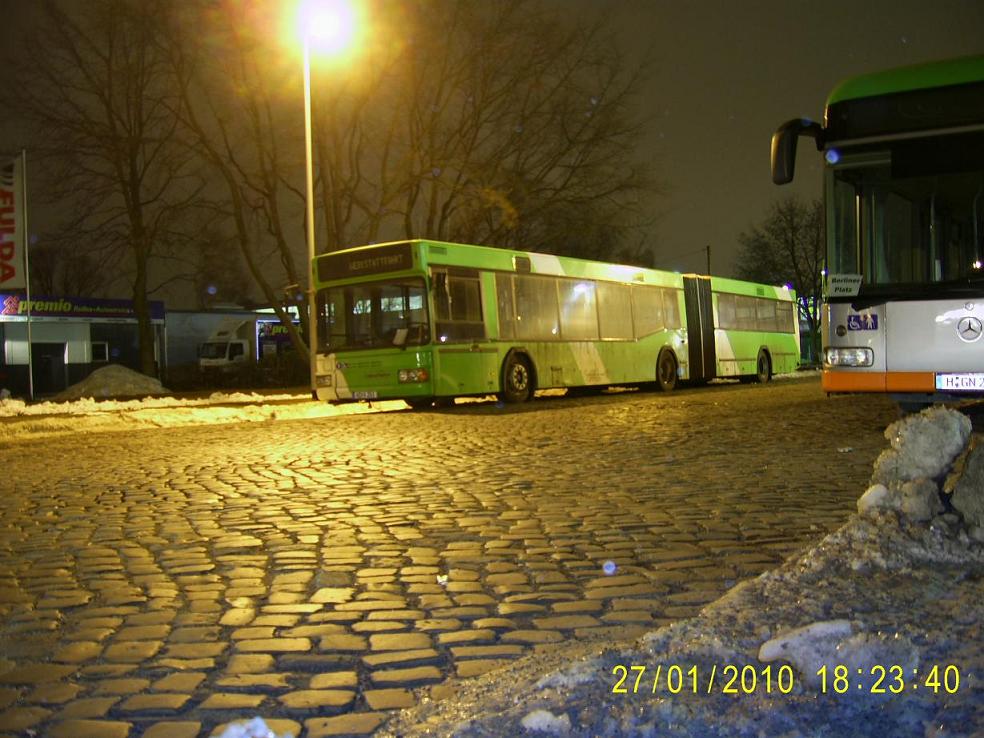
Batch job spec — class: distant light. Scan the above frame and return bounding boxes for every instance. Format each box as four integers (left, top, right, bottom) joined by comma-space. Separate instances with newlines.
974, 260, 983, 270
439, 335, 447, 343
602, 561, 617, 576
206, 285, 218, 296
783, 283, 793, 291
825, 149, 841, 165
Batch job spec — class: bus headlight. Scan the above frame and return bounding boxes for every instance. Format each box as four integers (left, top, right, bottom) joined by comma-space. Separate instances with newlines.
824, 347, 874, 367
398, 368, 429, 383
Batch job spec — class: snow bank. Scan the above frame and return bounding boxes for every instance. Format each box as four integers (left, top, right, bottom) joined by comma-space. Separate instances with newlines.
0, 390, 309, 419
0, 364, 415, 443
51, 363, 168, 401
379, 406, 984, 738
0, 396, 408, 444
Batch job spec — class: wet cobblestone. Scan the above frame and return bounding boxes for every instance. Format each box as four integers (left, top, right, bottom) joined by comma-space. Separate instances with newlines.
0, 377, 897, 736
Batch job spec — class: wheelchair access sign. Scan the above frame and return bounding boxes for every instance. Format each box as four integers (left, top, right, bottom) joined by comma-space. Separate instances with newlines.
847, 314, 878, 331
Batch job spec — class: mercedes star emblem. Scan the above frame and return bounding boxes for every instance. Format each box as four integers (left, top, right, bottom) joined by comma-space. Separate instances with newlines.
957, 316, 984, 342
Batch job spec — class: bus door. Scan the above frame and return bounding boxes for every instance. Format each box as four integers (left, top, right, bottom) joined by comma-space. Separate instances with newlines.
683, 275, 716, 382
431, 268, 499, 395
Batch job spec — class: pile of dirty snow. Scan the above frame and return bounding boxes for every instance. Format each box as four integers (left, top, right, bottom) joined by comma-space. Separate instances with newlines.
380, 407, 984, 738
52, 363, 167, 401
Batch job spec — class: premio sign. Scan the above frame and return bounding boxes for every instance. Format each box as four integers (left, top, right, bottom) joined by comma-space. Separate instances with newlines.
0, 158, 25, 289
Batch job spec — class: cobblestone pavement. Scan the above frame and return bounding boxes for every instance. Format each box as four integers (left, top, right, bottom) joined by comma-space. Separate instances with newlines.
0, 376, 898, 737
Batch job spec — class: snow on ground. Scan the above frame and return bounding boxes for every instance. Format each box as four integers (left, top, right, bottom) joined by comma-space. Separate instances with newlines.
379, 407, 984, 738
0, 364, 406, 443
0, 366, 817, 445
0, 395, 407, 444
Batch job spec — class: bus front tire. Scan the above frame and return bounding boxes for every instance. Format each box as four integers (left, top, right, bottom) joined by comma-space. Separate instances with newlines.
501, 355, 533, 403
656, 350, 677, 392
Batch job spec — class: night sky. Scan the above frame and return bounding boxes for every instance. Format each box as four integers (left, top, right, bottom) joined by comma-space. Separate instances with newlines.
2, 0, 984, 284
607, 0, 984, 274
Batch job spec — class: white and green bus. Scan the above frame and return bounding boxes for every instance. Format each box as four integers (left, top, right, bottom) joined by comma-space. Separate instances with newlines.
312, 240, 800, 406
772, 54, 984, 410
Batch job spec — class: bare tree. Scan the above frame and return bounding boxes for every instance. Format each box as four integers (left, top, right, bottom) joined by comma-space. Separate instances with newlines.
164, 5, 313, 356
311, 1, 658, 256
735, 197, 823, 362
29, 237, 112, 297
11, 0, 204, 376
164, 0, 659, 361
194, 227, 255, 310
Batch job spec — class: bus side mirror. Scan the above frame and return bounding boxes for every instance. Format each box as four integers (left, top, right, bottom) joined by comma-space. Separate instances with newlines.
771, 119, 824, 185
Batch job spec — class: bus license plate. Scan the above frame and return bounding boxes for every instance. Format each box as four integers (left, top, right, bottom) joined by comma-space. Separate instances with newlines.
936, 373, 984, 391
353, 390, 378, 400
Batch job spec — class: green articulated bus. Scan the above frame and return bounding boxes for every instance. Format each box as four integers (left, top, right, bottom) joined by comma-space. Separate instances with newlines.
312, 240, 800, 406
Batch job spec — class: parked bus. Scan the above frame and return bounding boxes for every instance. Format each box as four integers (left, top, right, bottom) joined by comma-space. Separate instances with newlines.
312, 240, 799, 406
772, 54, 984, 410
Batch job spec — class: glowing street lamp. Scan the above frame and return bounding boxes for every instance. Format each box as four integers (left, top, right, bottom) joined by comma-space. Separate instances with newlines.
299, 0, 359, 397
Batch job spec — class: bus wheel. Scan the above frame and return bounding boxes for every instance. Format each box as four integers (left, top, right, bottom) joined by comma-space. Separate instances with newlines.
406, 398, 434, 410
501, 354, 533, 403
755, 350, 772, 383
656, 350, 677, 392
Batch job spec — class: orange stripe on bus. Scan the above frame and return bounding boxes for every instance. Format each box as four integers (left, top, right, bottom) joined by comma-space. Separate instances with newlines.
822, 371, 886, 393
885, 372, 935, 392
822, 370, 935, 393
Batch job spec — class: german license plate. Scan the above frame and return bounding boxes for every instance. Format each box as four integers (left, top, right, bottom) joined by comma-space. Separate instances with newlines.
936, 373, 984, 391
353, 390, 378, 400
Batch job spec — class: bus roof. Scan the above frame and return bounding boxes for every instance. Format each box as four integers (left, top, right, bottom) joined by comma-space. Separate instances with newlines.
317, 239, 793, 298
827, 54, 984, 106
319, 239, 683, 288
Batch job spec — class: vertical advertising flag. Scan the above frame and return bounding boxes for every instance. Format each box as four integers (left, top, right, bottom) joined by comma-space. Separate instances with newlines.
0, 158, 25, 289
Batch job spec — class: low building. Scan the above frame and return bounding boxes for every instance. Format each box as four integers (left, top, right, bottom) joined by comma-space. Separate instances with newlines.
0, 293, 166, 397
0, 294, 304, 398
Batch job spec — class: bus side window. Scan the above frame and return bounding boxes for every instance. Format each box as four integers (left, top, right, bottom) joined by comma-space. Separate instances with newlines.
515, 275, 560, 339
756, 298, 778, 332
735, 296, 756, 331
434, 270, 451, 321
662, 289, 682, 329
435, 269, 485, 342
716, 293, 736, 329
557, 279, 599, 340
496, 274, 515, 339
597, 282, 633, 339
631, 286, 665, 338
777, 301, 795, 333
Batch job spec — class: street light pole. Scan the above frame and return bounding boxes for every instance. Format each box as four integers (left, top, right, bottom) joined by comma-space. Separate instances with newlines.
303, 34, 318, 399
